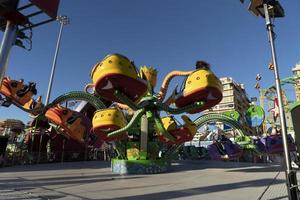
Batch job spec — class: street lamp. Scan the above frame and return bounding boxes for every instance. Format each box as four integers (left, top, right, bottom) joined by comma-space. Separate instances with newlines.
248, 0, 284, 17
45, 15, 70, 105
242, 0, 299, 199
42, 15, 69, 164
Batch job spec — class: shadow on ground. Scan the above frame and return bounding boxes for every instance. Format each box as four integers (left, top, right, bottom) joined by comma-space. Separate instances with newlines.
0, 160, 287, 200
100, 178, 285, 200
0, 175, 144, 191
170, 160, 282, 173
0, 161, 111, 172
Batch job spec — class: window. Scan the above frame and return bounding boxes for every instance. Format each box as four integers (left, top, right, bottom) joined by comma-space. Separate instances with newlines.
223, 83, 232, 90
218, 104, 234, 109
223, 90, 233, 96
221, 96, 234, 104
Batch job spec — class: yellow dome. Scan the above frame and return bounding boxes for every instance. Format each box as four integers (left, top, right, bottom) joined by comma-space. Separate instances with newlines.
91, 54, 138, 85
93, 107, 127, 130
184, 69, 223, 95
161, 116, 177, 132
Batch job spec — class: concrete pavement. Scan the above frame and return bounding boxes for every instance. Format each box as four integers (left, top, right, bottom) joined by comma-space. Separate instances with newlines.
0, 160, 294, 200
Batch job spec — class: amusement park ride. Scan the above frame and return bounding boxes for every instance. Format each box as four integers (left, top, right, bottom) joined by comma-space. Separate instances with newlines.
0, 1, 226, 172
0, 52, 224, 173
0, 0, 299, 199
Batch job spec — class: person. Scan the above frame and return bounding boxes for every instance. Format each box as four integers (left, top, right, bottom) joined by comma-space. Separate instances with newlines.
218, 134, 231, 143
195, 60, 211, 70
215, 134, 231, 159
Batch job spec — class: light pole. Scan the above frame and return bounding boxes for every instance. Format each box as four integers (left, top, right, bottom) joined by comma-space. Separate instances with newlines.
45, 15, 70, 105
242, 0, 298, 199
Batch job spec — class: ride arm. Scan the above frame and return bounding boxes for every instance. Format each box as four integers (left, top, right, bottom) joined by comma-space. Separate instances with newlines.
163, 85, 178, 106
156, 101, 204, 115
158, 70, 194, 101
114, 90, 139, 111
107, 108, 145, 138
12, 91, 106, 114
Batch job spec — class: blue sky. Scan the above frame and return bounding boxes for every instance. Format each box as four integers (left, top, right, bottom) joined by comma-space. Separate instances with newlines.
1, 0, 300, 123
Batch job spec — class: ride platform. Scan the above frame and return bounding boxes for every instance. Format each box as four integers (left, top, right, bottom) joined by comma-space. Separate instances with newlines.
111, 159, 170, 174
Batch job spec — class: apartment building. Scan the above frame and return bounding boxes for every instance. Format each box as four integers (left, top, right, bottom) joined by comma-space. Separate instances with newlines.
292, 62, 300, 101
203, 77, 256, 135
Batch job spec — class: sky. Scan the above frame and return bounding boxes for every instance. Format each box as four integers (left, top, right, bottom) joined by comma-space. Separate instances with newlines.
0, 0, 300, 123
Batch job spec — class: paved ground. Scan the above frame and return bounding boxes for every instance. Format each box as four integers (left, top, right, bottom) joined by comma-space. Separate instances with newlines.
0, 160, 296, 200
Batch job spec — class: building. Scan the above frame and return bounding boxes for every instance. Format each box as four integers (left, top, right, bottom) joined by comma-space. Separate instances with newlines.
292, 62, 300, 101
0, 119, 25, 136
203, 77, 256, 135
188, 77, 256, 147
0, 119, 25, 156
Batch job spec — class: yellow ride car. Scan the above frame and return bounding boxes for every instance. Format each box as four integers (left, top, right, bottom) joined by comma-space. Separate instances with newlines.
89, 54, 148, 103
158, 115, 197, 145
92, 107, 128, 141
0, 77, 37, 105
175, 69, 223, 113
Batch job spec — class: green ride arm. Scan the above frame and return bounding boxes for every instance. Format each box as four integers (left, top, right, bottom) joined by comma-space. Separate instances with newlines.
156, 101, 204, 114
193, 113, 245, 137
114, 90, 139, 110
49, 91, 106, 110
12, 91, 106, 114
154, 116, 176, 143
114, 141, 126, 159
107, 108, 145, 138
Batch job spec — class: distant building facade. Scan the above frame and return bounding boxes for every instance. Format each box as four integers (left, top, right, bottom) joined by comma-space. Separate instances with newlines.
292, 62, 300, 101
0, 119, 25, 136
203, 77, 256, 135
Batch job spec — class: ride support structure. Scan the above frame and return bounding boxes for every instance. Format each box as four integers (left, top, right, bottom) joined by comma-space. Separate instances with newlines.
0, 0, 60, 86
0, 20, 16, 84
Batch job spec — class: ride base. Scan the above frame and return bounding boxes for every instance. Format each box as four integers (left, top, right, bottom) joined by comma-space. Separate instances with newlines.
111, 159, 170, 174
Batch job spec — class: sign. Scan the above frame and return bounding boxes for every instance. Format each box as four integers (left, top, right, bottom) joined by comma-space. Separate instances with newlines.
245, 105, 265, 127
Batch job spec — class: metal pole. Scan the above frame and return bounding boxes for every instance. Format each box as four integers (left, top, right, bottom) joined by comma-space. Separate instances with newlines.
61, 137, 65, 163
45, 16, 69, 105
37, 130, 43, 164
30, 131, 34, 164
263, 4, 299, 199
84, 132, 89, 161
140, 114, 148, 158
0, 21, 17, 84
